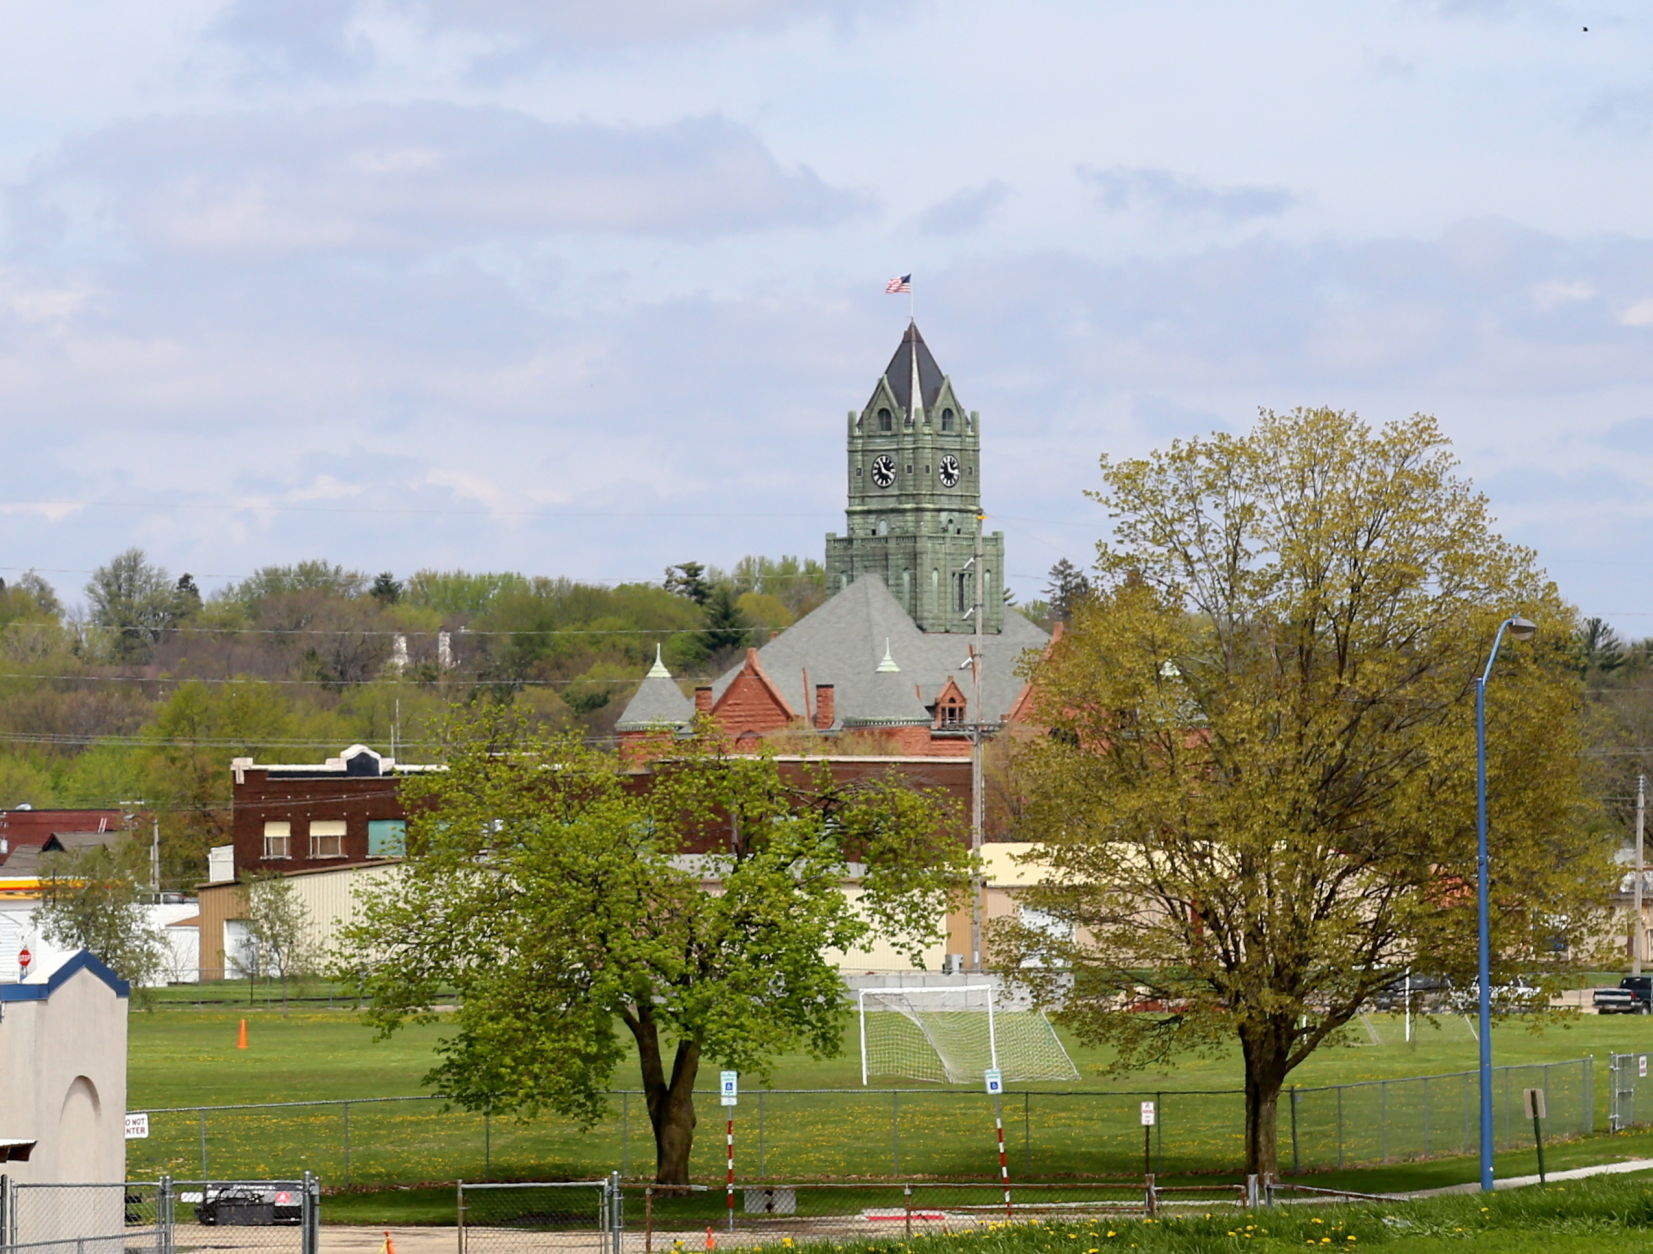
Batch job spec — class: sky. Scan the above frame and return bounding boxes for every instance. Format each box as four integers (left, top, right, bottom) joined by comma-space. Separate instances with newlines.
4, 0, 1653, 632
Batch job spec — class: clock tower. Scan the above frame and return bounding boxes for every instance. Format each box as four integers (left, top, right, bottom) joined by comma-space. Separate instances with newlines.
825, 322, 1005, 633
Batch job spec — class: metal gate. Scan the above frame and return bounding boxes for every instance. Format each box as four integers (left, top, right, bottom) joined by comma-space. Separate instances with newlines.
1609, 1051, 1653, 1131
1, 1175, 318, 1254
459, 1177, 621, 1254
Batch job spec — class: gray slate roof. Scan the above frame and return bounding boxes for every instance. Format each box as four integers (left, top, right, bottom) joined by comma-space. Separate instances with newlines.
711, 574, 1048, 729
615, 650, 695, 731
872, 322, 948, 418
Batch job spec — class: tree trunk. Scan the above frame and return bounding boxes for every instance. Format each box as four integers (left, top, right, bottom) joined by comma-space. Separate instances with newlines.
628, 1005, 703, 1186
1240, 1022, 1293, 1179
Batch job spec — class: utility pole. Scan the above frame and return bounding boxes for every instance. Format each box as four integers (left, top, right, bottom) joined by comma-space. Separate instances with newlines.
968, 511, 986, 971
151, 812, 161, 893
1635, 773, 1646, 975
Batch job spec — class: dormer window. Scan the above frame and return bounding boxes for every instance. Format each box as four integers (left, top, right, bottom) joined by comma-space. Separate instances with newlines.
941, 408, 955, 432
877, 407, 893, 432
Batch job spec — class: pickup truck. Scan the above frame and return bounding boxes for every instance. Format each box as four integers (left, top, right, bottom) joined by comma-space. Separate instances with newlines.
1594, 976, 1653, 1014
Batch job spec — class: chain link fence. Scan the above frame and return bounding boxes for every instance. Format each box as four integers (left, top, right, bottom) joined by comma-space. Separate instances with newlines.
459, 1180, 618, 1254
1608, 1051, 1653, 1131
0, 1176, 319, 1254
129, 1057, 1594, 1184
1284, 1058, 1594, 1170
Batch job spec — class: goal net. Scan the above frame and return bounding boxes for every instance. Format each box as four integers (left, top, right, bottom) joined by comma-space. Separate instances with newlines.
858, 985, 1080, 1085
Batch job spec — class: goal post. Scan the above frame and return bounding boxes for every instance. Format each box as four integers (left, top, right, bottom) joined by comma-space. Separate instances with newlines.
857, 985, 1079, 1085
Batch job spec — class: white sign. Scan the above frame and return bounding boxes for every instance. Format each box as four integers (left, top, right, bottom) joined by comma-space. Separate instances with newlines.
720, 1070, 738, 1106
1641, 1056, 1648, 1079
1140, 1101, 1157, 1127
984, 1067, 1003, 1095
124, 1113, 150, 1140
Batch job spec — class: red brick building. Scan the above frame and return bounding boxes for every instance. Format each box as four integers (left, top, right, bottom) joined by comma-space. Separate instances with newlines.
228, 743, 441, 878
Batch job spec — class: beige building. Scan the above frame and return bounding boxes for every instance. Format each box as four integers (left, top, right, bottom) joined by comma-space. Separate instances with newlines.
0, 951, 129, 1236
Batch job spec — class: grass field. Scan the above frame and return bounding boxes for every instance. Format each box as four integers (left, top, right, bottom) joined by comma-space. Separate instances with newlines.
730, 1176, 1653, 1254
123, 1002, 1653, 1196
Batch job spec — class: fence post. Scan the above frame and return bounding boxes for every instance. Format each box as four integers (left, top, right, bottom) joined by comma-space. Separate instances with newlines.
903, 1184, 913, 1240
1289, 1088, 1300, 1176
1335, 1085, 1344, 1169
610, 1170, 623, 1254
197, 1110, 208, 1180
1144, 1172, 1156, 1218
457, 1182, 467, 1254
1154, 1092, 1163, 1173
483, 1110, 491, 1182
1023, 1091, 1032, 1173
757, 1090, 766, 1177
1379, 1082, 1389, 1163
891, 1091, 900, 1175
160, 1174, 174, 1254
342, 1101, 351, 1185
1422, 1076, 1431, 1155
644, 1185, 654, 1254
302, 1171, 320, 1254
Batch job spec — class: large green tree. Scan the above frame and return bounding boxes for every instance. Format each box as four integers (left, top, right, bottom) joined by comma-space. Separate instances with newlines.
340, 711, 968, 1185
997, 408, 1612, 1179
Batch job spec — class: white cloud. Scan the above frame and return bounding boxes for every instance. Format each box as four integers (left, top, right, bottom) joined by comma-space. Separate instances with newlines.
1620, 299, 1653, 327
12, 105, 867, 259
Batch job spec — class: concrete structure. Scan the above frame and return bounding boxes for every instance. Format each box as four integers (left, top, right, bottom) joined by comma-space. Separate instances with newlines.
0, 951, 129, 1236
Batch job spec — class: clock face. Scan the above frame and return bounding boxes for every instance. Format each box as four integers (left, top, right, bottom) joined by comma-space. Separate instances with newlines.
938, 454, 961, 488
871, 454, 896, 488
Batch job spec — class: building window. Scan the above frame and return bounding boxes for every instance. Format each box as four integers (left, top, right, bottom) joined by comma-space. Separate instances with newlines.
955, 572, 969, 613
368, 819, 406, 857
262, 822, 291, 860
878, 407, 893, 432
940, 701, 964, 726
310, 820, 346, 859
941, 408, 954, 432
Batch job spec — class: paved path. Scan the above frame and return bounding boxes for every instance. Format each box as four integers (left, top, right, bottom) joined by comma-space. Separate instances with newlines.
1400, 1156, 1653, 1198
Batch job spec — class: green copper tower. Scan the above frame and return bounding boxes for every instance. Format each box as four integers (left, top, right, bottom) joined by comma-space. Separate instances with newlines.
825, 322, 1005, 633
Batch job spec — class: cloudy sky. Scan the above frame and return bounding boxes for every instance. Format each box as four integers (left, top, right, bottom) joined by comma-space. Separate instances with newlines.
4, 0, 1652, 631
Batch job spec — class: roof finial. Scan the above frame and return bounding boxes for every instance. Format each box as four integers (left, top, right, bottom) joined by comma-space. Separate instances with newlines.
876, 638, 900, 673
646, 643, 671, 679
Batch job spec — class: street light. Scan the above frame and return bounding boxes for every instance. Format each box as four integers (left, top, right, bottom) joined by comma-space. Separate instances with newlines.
1475, 614, 1536, 1193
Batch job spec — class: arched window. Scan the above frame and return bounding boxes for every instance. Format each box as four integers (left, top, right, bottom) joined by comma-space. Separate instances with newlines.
941, 408, 955, 432
877, 407, 893, 432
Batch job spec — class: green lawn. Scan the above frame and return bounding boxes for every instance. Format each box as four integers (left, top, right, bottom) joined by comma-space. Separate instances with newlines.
124, 1004, 1653, 1194
726, 1175, 1653, 1254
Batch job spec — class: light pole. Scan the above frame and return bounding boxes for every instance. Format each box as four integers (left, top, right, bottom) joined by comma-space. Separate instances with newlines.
1475, 614, 1536, 1193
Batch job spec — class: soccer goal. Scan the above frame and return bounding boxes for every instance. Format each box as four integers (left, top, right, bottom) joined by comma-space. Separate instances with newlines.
858, 985, 1080, 1085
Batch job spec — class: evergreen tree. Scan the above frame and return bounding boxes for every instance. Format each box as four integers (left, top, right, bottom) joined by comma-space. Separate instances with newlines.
664, 561, 711, 606
699, 583, 748, 657
370, 572, 404, 605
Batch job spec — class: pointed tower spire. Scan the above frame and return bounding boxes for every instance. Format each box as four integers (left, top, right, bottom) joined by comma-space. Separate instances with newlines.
876, 638, 900, 672
646, 643, 671, 678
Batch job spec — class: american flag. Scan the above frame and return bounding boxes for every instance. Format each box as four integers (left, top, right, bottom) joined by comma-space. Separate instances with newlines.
885, 274, 912, 294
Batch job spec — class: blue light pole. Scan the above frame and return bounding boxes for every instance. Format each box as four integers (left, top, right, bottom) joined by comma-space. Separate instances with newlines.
1475, 614, 1536, 1193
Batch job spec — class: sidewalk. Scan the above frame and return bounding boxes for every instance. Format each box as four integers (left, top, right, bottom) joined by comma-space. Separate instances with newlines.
1402, 1156, 1653, 1198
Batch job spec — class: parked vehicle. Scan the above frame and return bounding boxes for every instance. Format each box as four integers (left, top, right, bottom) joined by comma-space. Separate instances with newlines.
1370, 973, 1456, 1013
1458, 977, 1544, 1013
1594, 975, 1653, 1014
194, 1184, 301, 1226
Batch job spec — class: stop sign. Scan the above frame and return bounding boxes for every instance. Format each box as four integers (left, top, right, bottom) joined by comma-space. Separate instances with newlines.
17, 947, 30, 978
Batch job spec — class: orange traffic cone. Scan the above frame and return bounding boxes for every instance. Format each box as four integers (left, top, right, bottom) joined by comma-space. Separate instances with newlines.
704, 1227, 716, 1250
382, 1231, 396, 1254
237, 1019, 248, 1050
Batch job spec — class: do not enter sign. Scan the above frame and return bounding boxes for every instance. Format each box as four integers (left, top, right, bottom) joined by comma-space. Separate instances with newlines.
17, 947, 30, 978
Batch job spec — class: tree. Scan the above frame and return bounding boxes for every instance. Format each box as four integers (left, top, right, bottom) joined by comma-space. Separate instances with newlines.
370, 572, 404, 605
1041, 558, 1092, 625
35, 839, 168, 991
85, 548, 177, 661
698, 583, 748, 660
340, 710, 968, 1185
241, 872, 314, 1009
997, 408, 1612, 1180
663, 561, 711, 606
174, 573, 203, 618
